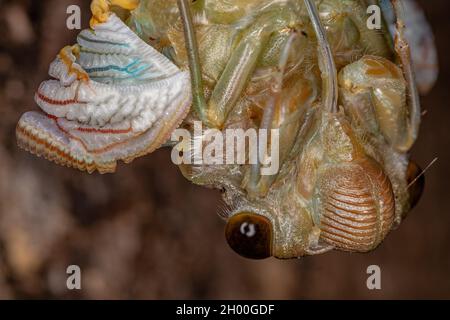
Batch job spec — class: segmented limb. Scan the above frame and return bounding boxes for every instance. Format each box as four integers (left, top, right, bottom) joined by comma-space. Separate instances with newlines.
90, 0, 140, 27
304, 0, 338, 114
205, 9, 294, 129
391, 0, 421, 152
246, 31, 298, 197
177, 0, 209, 124
205, 37, 270, 128
177, 2, 295, 129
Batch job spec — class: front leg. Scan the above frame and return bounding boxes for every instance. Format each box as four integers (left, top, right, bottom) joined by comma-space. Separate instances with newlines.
204, 9, 298, 129
205, 32, 271, 129
304, 0, 338, 114
391, 0, 421, 152
338, 55, 410, 151
244, 30, 307, 197
245, 0, 337, 197
177, 0, 295, 129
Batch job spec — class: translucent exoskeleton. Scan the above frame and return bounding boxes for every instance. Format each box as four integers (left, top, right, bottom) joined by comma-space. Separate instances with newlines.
16, 0, 436, 259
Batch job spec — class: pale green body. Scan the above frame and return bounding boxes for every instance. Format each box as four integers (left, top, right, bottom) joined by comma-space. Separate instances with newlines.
126, 0, 420, 258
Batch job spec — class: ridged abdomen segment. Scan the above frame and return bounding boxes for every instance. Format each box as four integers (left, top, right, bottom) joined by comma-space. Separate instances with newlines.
316, 158, 395, 252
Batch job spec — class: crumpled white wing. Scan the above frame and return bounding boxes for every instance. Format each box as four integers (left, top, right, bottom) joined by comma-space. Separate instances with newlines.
16, 14, 192, 173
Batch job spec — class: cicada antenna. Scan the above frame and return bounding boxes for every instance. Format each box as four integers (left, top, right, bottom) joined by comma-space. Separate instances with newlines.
177, 0, 209, 124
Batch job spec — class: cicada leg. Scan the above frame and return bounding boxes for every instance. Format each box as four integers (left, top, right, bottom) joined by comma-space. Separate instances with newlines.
245, 0, 337, 198
304, 0, 338, 114
302, 0, 396, 252
338, 55, 411, 152
176, 0, 209, 125
90, 0, 140, 27
391, 0, 421, 152
204, 31, 273, 128
244, 30, 315, 198
178, 0, 298, 129
205, 14, 298, 129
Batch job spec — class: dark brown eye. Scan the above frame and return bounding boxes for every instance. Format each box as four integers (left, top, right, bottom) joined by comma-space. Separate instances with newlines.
407, 160, 425, 211
225, 213, 272, 260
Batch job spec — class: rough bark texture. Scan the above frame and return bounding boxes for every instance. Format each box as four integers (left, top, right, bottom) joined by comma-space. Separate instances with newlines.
0, 0, 448, 299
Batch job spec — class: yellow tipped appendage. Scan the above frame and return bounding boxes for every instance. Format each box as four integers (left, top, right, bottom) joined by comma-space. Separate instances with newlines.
90, 0, 140, 28
58, 45, 89, 81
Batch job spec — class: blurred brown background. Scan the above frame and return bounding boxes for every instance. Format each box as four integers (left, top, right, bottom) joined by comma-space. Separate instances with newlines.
0, 0, 448, 299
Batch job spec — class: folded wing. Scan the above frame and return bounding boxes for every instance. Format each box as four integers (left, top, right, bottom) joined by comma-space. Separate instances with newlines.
16, 14, 192, 173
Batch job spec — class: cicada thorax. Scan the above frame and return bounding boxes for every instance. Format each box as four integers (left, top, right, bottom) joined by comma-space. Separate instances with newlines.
315, 157, 395, 252
317, 0, 393, 69
313, 114, 395, 252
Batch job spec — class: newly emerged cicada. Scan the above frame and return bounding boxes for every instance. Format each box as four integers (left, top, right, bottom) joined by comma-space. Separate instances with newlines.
16, 0, 437, 259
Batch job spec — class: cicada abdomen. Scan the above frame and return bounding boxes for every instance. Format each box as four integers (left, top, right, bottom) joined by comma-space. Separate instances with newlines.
315, 157, 395, 252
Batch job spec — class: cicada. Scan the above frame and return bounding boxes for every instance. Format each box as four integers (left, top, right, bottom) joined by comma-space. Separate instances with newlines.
16, 0, 438, 259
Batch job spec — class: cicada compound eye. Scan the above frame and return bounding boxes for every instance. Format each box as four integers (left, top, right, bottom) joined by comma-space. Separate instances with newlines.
225, 213, 273, 260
